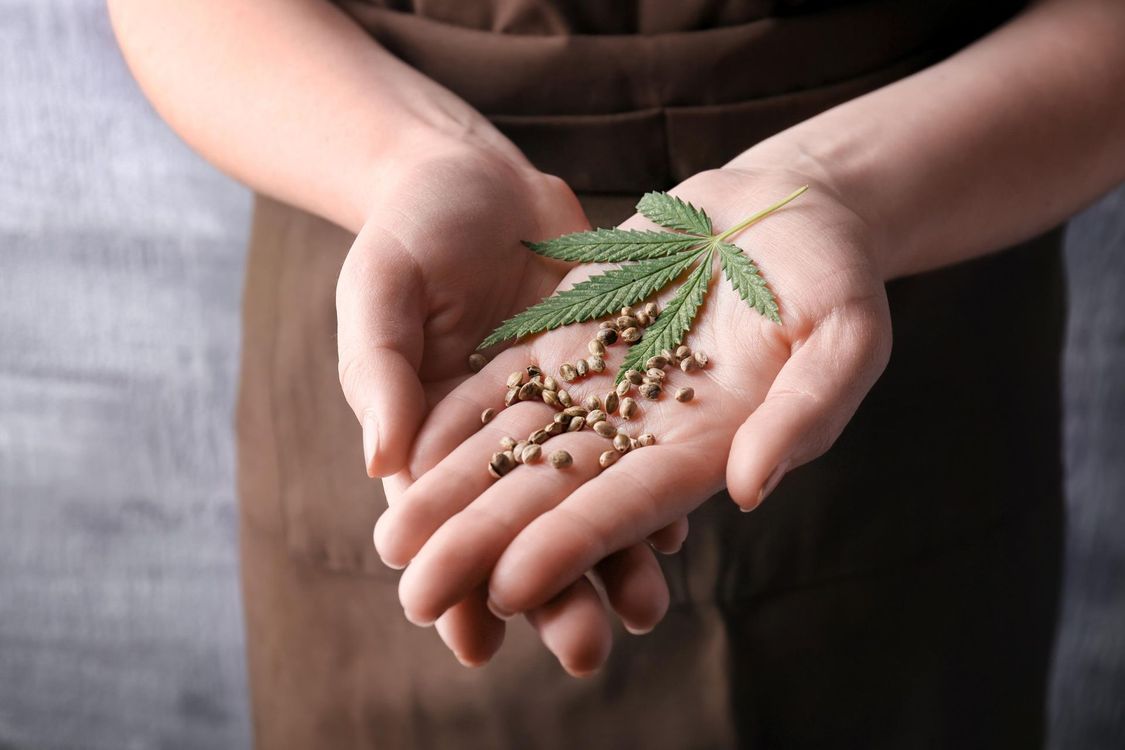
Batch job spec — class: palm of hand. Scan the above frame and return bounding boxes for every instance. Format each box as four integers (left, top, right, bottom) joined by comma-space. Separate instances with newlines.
375, 168, 892, 630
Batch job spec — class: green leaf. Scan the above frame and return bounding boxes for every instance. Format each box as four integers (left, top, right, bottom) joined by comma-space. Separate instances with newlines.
616, 251, 715, 381
717, 242, 780, 323
523, 228, 707, 262
636, 192, 712, 235
478, 249, 707, 349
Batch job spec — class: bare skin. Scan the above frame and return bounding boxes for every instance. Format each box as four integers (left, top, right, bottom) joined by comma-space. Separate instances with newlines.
110, 0, 1125, 674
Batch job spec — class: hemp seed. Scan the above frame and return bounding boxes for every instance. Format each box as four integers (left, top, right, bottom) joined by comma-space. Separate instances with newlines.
521, 443, 542, 463
500, 436, 517, 451
549, 450, 573, 469
518, 381, 540, 401
637, 433, 656, 447
645, 356, 668, 370
481, 408, 496, 425
559, 363, 578, 382
504, 388, 519, 407
585, 409, 607, 427
588, 340, 606, 357
545, 421, 565, 437
675, 345, 692, 360
644, 302, 660, 318
616, 380, 632, 397
588, 356, 606, 373
639, 382, 662, 400
543, 375, 558, 391
598, 450, 619, 469
675, 387, 695, 403
568, 416, 586, 432
575, 358, 589, 377
621, 327, 641, 343
645, 368, 666, 381
616, 315, 638, 330
604, 392, 619, 414
529, 429, 550, 445
582, 394, 602, 411
693, 351, 709, 368
488, 451, 516, 479
593, 420, 617, 439
680, 356, 698, 373
620, 397, 638, 420
557, 389, 573, 408
613, 433, 631, 453
526, 365, 542, 379
596, 328, 618, 346
506, 371, 524, 389
513, 441, 529, 463
468, 353, 488, 372
562, 406, 589, 418
635, 311, 651, 326
542, 390, 559, 407
625, 369, 644, 385
621, 306, 635, 317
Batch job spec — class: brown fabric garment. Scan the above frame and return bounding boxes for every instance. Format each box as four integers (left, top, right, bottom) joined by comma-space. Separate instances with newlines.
236, 1, 1061, 747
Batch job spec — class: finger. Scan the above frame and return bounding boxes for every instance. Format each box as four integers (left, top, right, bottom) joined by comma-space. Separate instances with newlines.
336, 225, 428, 478
524, 575, 612, 678
593, 543, 670, 635
373, 395, 558, 570
433, 584, 506, 668
396, 427, 614, 625
725, 303, 890, 511
488, 442, 719, 617
646, 517, 689, 554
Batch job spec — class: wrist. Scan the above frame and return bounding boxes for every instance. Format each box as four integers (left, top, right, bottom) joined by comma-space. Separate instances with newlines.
725, 130, 898, 282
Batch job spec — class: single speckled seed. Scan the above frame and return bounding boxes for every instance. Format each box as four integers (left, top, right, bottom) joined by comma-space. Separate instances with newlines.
680, 356, 698, 373
639, 382, 662, 400
568, 416, 585, 432
528, 429, 549, 445
613, 433, 631, 453
521, 443, 542, 463
519, 381, 540, 401
625, 369, 644, 385
550, 450, 573, 469
621, 327, 641, 343
500, 436, 517, 450
526, 365, 542, 379
559, 363, 578, 382
621, 306, 635, 317
583, 394, 602, 411
546, 421, 565, 437
675, 387, 695, 403
616, 315, 637, 330
542, 390, 559, 407
506, 371, 524, 389
504, 388, 519, 407
693, 351, 709, 368
599, 450, 619, 469
644, 302, 659, 318
637, 433, 656, 447
620, 397, 638, 419
488, 451, 516, 479
616, 380, 632, 397
468, 353, 488, 372
604, 392, 619, 414
596, 328, 619, 346
543, 375, 558, 391
575, 358, 589, 377
585, 409, 607, 427
599, 320, 618, 330
588, 340, 606, 357
646, 356, 668, 370
635, 311, 651, 326
558, 389, 573, 408
481, 408, 496, 424
553, 412, 570, 425
513, 441, 529, 463
675, 345, 692, 359
661, 348, 679, 365
588, 356, 606, 373
563, 406, 588, 418
645, 368, 666, 381
593, 420, 617, 439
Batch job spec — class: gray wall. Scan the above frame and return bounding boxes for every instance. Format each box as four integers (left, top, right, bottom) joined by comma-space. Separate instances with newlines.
0, 2, 1121, 749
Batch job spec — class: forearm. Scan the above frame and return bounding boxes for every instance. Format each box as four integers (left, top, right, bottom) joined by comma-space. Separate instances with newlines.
733, 0, 1125, 280
108, 0, 518, 233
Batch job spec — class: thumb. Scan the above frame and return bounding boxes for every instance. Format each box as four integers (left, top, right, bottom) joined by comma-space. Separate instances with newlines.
726, 302, 890, 510
336, 224, 428, 478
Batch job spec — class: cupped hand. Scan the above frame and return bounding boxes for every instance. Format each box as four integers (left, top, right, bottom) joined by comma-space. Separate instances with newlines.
336, 139, 686, 674
374, 165, 893, 649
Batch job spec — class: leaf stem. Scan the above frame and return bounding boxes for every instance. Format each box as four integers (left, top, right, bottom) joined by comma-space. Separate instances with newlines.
713, 185, 809, 244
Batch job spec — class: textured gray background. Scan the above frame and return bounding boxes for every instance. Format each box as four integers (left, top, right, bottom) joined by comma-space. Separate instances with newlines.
0, 2, 1122, 749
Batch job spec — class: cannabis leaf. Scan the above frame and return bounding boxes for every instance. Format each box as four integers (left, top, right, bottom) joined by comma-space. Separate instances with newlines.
478, 249, 706, 349
476, 185, 808, 357
616, 253, 714, 380
523, 228, 707, 262
636, 191, 713, 235
718, 242, 781, 323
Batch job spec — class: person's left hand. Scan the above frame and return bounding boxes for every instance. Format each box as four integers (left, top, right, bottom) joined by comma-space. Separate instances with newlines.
372, 164, 893, 645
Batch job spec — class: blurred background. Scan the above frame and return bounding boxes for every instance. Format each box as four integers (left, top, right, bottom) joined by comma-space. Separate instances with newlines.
0, 2, 1122, 749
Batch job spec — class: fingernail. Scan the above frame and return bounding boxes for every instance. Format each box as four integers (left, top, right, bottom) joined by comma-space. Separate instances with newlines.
362, 411, 379, 477
757, 461, 789, 507
625, 623, 654, 636
486, 598, 515, 621
403, 609, 435, 628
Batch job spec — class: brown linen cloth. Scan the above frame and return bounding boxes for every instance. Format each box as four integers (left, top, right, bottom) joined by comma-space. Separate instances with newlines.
235, 1, 1062, 747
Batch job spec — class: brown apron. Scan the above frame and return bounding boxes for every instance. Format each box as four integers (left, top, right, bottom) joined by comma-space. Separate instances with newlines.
235, 1, 1062, 747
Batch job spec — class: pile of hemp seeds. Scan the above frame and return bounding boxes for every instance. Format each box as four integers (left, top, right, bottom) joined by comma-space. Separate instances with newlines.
467, 301, 710, 479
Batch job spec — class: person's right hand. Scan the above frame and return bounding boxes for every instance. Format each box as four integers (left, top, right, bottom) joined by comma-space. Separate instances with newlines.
336, 137, 687, 674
